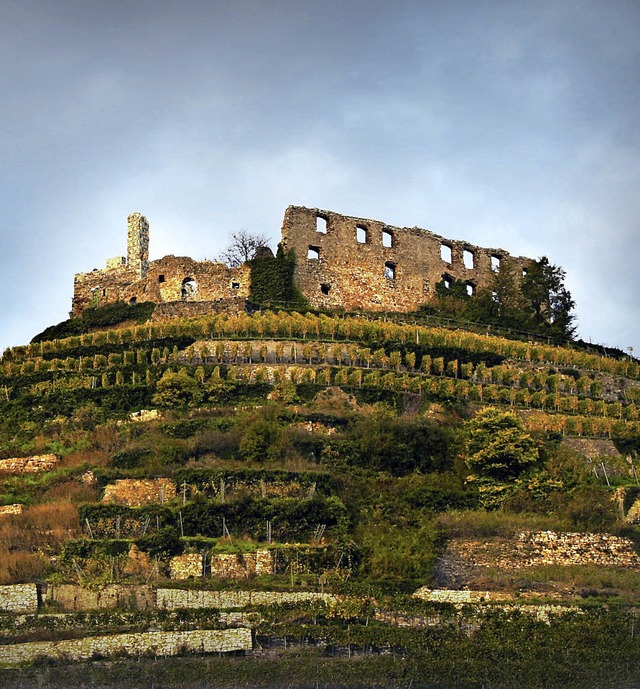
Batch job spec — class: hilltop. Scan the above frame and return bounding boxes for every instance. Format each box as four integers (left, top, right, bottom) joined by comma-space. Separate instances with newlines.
0, 210, 639, 688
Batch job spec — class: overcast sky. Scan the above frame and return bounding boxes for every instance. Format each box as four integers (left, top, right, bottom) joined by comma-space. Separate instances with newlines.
1, 0, 639, 353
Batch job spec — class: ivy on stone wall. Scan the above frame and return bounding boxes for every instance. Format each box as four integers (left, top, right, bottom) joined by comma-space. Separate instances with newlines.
249, 247, 308, 309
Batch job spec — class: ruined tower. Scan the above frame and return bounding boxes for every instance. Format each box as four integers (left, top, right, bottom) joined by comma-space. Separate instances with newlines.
127, 212, 149, 278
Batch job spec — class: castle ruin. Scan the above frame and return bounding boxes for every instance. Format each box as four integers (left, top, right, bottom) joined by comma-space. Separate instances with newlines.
72, 206, 532, 316
280, 206, 531, 313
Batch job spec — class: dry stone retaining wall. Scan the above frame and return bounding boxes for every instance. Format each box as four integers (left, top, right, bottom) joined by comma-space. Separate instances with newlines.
444, 531, 640, 573
170, 549, 274, 581
0, 454, 58, 474
0, 504, 23, 516
412, 588, 511, 604
170, 553, 203, 580
44, 584, 155, 612
102, 478, 176, 506
0, 628, 252, 666
0, 584, 38, 613
157, 588, 339, 610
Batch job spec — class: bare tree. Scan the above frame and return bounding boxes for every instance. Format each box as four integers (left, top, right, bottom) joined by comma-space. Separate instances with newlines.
219, 229, 271, 267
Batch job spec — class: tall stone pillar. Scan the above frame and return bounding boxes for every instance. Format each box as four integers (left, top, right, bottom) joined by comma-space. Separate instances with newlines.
127, 212, 149, 278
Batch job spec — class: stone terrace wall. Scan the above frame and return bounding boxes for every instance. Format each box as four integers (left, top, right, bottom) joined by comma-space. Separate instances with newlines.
445, 531, 640, 572
412, 588, 511, 604
170, 553, 204, 580
169, 550, 275, 580
0, 584, 38, 613
0, 504, 23, 516
0, 628, 252, 666
157, 588, 339, 610
281, 205, 531, 313
102, 478, 176, 507
44, 584, 155, 612
0, 454, 58, 474
150, 297, 247, 320
562, 438, 621, 460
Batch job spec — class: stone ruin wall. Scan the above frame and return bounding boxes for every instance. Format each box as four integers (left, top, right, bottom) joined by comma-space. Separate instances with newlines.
73, 255, 250, 316
72, 211, 250, 316
280, 205, 532, 313
72, 205, 533, 318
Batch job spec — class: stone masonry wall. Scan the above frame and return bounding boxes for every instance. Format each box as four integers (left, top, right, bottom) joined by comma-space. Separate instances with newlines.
169, 549, 274, 580
73, 255, 250, 316
72, 212, 250, 316
101, 478, 176, 507
72, 205, 532, 317
44, 584, 155, 612
0, 628, 252, 667
0, 584, 38, 613
0, 504, 23, 516
444, 531, 640, 573
412, 588, 511, 604
0, 454, 58, 474
150, 297, 247, 321
157, 588, 339, 610
170, 553, 203, 580
280, 205, 532, 313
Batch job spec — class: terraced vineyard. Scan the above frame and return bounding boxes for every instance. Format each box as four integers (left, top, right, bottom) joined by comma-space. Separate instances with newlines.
1, 306, 640, 688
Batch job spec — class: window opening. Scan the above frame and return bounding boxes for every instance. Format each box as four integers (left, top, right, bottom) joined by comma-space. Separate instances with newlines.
384, 262, 396, 280
442, 275, 452, 290
320, 283, 330, 295
231, 282, 240, 289
466, 282, 475, 296
307, 246, 320, 260
158, 275, 165, 283
440, 244, 452, 264
382, 229, 393, 248
129, 297, 137, 304
356, 225, 368, 244
463, 249, 474, 269
522, 267, 528, 278
102, 289, 106, 296
491, 255, 501, 272
316, 215, 327, 234
181, 277, 197, 299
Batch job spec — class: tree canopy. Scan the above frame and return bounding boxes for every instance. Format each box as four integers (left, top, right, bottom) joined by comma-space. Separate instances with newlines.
465, 408, 539, 481
427, 256, 576, 341
218, 229, 272, 268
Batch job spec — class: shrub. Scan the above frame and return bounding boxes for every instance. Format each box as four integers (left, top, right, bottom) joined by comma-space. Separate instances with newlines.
110, 447, 151, 470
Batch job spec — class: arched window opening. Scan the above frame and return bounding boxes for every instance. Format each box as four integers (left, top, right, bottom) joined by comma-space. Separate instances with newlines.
522, 267, 528, 278
129, 297, 137, 304
463, 249, 474, 269
181, 277, 197, 299
382, 229, 393, 248
491, 255, 501, 272
442, 275, 452, 290
385, 262, 396, 280
440, 244, 452, 264
316, 215, 328, 234
307, 245, 320, 260
356, 225, 368, 244
466, 282, 475, 297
